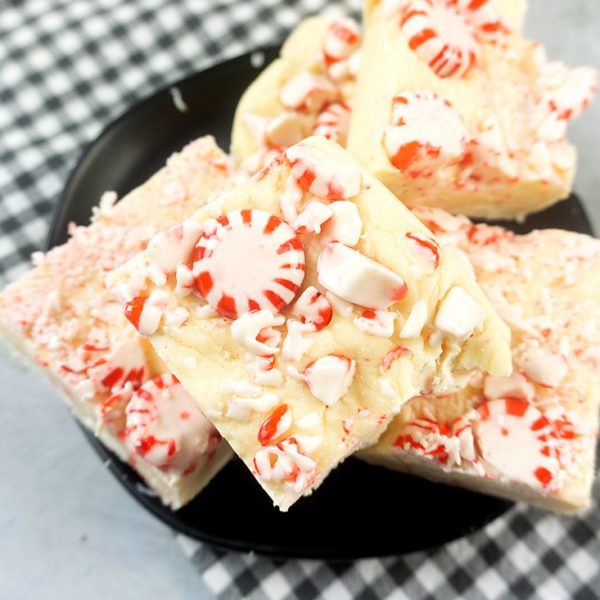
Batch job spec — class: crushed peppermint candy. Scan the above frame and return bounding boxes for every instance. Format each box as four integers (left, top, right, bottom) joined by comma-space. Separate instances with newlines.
125, 374, 219, 475
303, 354, 356, 406
317, 242, 407, 309
383, 92, 467, 175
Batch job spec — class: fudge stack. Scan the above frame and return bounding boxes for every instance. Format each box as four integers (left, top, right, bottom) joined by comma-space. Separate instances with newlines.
1, 0, 598, 515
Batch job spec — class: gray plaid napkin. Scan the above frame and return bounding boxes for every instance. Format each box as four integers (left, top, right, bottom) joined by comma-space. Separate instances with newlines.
1, 0, 599, 597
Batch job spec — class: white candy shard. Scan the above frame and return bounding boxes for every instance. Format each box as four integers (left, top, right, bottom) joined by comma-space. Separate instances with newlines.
226, 392, 280, 422
279, 175, 304, 224
399, 299, 428, 339
281, 319, 315, 361
254, 366, 284, 387
293, 200, 333, 234
317, 242, 407, 309
175, 264, 195, 297
266, 112, 308, 147
303, 354, 356, 406
197, 305, 219, 319
231, 310, 284, 356
325, 291, 354, 317
243, 113, 269, 144
165, 306, 189, 328
434, 286, 484, 339
279, 71, 338, 112
483, 371, 534, 402
519, 347, 567, 389
147, 220, 204, 274
320, 201, 363, 246
296, 412, 321, 432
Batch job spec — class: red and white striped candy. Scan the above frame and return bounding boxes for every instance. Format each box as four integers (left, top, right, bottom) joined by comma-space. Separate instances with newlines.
542, 64, 598, 121
353, 309, 396, 337
257, 404, 293, 446
462, 0, 509, 43
303, 354, 356, 406
383, 92, 467, 175
86, 337, 147, 394
380, 346, 410, 371
253, 437, 317, 490
313, 102, 352, 146
193, 209, 305, 319
286, 144, 362, 201
291, 286, 333, 331
125, 373, 219, 474
393, 417, 451, 463
124, 290, 168, 335
401, 0, 478, 78
146, 220, 204, 274
279, 71, 338, 113
98, 385, 133, 434
475, 399, 559, 489
323, 17, 361, 65
405, 232, 441, 272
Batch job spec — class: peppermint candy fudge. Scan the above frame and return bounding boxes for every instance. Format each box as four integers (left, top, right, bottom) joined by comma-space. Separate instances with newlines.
348, 0, 597, 219
0, 137, 234, 509
362, 207, 600, 513
231, 14, 361, 172
107, 136, 511, 510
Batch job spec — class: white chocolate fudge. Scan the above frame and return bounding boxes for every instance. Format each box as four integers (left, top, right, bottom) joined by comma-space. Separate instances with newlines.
349, 0, 597, 219
0, 137, 234, 509
362, 207, 600, 513
107, 136, 511, 510
231, 14, 361, 172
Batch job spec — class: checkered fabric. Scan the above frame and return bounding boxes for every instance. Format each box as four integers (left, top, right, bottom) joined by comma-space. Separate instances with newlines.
1, 0, 599, 598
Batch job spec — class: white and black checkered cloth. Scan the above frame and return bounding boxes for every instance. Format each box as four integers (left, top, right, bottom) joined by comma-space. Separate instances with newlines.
1, 1, 598, 598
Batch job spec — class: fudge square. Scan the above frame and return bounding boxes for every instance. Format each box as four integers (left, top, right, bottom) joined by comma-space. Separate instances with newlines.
362, 207, 600, 513
231, 13, 361, 173
349, 0, 597, 220
107, 136, 511, 510
0, 137, 234, 509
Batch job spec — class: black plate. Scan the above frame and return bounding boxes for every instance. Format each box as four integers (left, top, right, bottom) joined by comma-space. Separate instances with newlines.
49, 49, 593, 560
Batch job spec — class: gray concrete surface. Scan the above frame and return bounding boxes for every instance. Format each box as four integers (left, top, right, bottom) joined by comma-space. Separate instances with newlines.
0, 2, 598, 599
